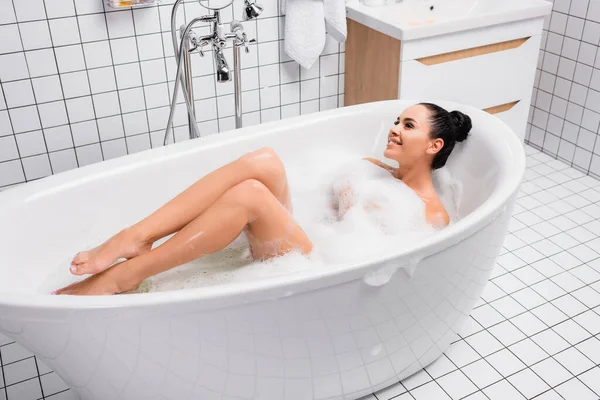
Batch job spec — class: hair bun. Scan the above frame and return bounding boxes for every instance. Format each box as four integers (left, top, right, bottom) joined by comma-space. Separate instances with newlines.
450, 110, 472, 142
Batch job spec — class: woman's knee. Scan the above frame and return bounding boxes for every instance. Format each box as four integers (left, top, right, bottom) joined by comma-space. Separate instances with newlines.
225, 179, 272, 211
239, 147, 286, 182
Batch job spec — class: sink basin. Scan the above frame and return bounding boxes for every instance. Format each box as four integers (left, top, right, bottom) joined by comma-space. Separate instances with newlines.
345, 0, 552, 40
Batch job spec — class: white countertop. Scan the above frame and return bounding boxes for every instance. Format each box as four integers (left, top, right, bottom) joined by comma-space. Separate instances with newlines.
345, 0, 552, 41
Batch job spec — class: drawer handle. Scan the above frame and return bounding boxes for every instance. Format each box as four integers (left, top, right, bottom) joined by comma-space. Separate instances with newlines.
416, 37, 530, 66
483, 100, 520, 114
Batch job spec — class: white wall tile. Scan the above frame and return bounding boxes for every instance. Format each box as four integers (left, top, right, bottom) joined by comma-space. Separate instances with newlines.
260, 86, 280, 109
38, 101, 68, 128
106, 10, 135, 39
22, 154, 52, 179
574, 147, 592, 169
123, 111, 148, 136
101, 138, 128, 160
585, 88, 600, 112
0, 86, 5, 110
555, 0, 572, 13
83, 41, 112, 68
241, 91, 260, 113
588, 0, 600, 23
61, 71, 90, 98
241, 68, 259, 91
88, 66, 117, 94
9, 106, 41, 133
0, 135, 19, 162
582, 20, 600, 44
257, 18, 279, 42
75, 0, 105, 15
65, 96, 95, 123
281, 82, 299, 104
280, 61, 299, 84
133, 7, 161, 35
558, 57, 577, 79
49, 149, 77, 174
13, 0, 46, 22
3, 80, 35, 108
54, 45, 86, 73
19, 21, 52, 51
144, 83, 169, 108
78, 14, 109, 43
0, 24, 23, 54
97, 115, 124, 140
565, 16, 585, 39
0, 53, 30, 81
0, 160, 25, 187
111, 37, 139, 64
16, 130, 46, 157
550, 12, 569, 35
258, 41, 279, 65
545, 32, 565, 54
44, 0, 75, 18
76, 143, 103, 166
0, 1, 17, 24
569, 83, 589, 106
115, 64, 143, 89
93, 92, 121, 118
44, 125, 73, 152
126, 134, 151, 153
590, 69, 600, 91
49, 17, 81, 46
581, 108, 600, 131
119, 88, 146, 113
561, 37, 580, 60
140, 59, 166, 84
0, 111, 12, 137
217, 94, 235, 118
259, 64, 280, 87
301, 99, 319, 115
137, 34, 164, 61
71, 120, 99, 146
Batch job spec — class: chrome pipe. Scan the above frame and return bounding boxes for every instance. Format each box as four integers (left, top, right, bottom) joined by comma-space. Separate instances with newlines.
233, 41, 242, 129
182, 35, 197, 138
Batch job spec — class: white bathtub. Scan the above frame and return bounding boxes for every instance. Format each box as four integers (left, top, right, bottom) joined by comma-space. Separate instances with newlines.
0, 100, 524, 400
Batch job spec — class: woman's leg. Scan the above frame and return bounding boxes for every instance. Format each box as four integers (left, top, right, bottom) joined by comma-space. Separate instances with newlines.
70, 147, 292, 275
55, 179, 312, 295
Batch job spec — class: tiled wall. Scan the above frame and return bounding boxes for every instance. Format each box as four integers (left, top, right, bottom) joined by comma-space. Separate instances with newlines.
527, 0, 600, 179
0, 0, 345, 190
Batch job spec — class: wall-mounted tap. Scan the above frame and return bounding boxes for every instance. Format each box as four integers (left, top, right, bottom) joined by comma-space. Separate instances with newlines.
163, 0, 261, 145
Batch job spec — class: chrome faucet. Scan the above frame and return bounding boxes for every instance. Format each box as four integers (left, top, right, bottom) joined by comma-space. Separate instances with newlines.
163, 0, 263, 145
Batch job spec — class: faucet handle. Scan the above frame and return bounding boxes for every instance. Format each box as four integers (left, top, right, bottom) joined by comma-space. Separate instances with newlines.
195, 40, 210, 57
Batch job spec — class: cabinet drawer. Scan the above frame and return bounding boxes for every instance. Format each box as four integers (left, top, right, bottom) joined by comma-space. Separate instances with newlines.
399, 35, 541, 110
486, 98, 531, 142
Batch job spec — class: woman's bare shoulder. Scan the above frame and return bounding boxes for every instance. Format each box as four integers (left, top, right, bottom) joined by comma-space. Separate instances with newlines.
426, 199, 450, 228
362, 157, 394, 173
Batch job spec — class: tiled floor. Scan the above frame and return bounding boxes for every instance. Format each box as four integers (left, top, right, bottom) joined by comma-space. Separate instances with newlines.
1, 145, 600, 400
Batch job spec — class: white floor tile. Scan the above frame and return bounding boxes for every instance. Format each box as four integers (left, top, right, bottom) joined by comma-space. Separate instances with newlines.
531, 328, 571, 355
533, 389, 565, 399
444, 341, 481, 368
531, 357, 573, 387
435, 370, 478, 400
531, 303, 569, 327
552, 319, 593, 345
460, 359, 503, 390
483, 379, 526, 400
550, 295, 588, 317
568, 244, 600, 263
550, 271, 586, 292
508, 338, 549, 366
531, 258, 565, 278
40, 373, 69, 397
457, 317, 484, 339
510, 312, 548, 336
485, 349, 526, 377
2, 358, 38, 386
575, 337, 600, 364
553, 347, 595, 376
469, 305, 505, 328
490, 296, 527, 319
507, 368, 550, 399
578, 367, 600, 397
462, 392, 488, 400
465, 331, 504, 358
424, 355, 457, 379
5, 378, 42, 400
571, 286, 600, 308
0, 343, 33, 365
487, 321, 526, 347
554, 377, 598, 400
573, 310, 600, 335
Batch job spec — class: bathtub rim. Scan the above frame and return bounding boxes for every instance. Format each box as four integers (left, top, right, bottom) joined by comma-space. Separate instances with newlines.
0, 99, 525, 311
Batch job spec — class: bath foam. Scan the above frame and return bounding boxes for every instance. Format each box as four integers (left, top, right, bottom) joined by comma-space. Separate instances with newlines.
134, 148, 462, 293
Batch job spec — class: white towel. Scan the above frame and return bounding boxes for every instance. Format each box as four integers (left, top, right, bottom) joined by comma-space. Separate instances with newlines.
283, 0, 347, 69
324, 0, 347, 43
284, 0, 326, 69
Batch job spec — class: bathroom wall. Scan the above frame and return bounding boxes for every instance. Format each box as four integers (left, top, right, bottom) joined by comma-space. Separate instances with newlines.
527, 0, 600, 179
0, 0, 345, 190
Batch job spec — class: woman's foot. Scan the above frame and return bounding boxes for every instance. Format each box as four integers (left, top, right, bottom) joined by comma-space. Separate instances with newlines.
70, 228, 152, 276
53, 264, 138, 295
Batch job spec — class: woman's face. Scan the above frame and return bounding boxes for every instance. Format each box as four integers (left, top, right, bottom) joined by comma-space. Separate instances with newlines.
383, 104, 444, 169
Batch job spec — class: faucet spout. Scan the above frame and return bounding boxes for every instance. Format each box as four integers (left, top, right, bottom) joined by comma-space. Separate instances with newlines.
214, 47, 231, 82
